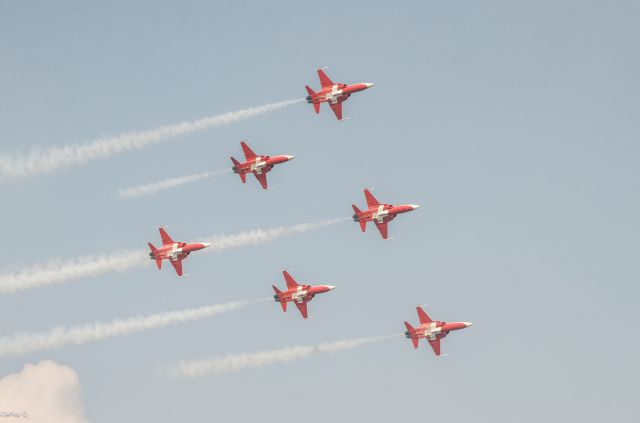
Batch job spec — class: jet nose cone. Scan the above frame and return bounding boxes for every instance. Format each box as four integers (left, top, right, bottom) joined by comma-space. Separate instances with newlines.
202, 242, 211, 248
364, 82, 375, 88
284, 155, 295, 161
410, 204, 420, 210
325, 285, 336, 291
464, 322, 473, 327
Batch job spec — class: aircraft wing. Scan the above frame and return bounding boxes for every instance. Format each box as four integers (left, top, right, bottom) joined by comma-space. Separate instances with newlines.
170, 258, 183, 277
159, 227, 174, 246
317, 68, 334, 88
240, 141, 257, 161
329, 102, 343, 120
428, 339, 441, 356
416, 306, 433, 324
364, 189, 379, 208
374, 221, 388, 240
283, 271, 298, 290
254, 172, 268, 189
294, 301, 308, 319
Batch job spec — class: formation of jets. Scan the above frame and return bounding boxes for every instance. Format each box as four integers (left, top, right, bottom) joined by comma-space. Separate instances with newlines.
144, 69, 472, 356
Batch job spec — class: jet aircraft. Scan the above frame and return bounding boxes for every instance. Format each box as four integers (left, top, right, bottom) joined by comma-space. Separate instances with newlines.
352, 188, 419, 239
272, 271, 335, 319
148, 228, 210, 277
305, 68, 374, 120
404, 306, 473, 356
230, 141, 294, 189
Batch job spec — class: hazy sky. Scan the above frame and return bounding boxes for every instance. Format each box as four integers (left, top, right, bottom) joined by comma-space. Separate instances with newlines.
1, 1, 638, 422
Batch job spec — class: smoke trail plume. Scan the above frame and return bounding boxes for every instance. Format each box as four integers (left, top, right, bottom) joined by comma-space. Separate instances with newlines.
118, 168, 231, 198
0, 299, 267, 358
0, 249, 148, 295
0, 218, 348, 295
200, 218, 349, 253
0, 99, 303, 182
171, 334, 399, 379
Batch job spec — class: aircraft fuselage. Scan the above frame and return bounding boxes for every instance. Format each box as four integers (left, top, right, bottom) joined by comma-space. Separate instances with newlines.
149, 242, 210, 262
232, 155, 294, 176
353, 204, 419, 224
306, 82, 374, 105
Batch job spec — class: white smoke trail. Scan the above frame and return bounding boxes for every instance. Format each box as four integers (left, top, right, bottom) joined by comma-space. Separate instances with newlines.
0, 218, 348, 295
0, 249, 148, 295
0, 99, 303, 182
200, 218, 349, 253
118, 168, 232, 199
171, 334, 399, 379
0, 299, 267, 358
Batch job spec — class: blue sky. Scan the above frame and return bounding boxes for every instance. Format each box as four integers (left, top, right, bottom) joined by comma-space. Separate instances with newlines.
0, 1, 639, 422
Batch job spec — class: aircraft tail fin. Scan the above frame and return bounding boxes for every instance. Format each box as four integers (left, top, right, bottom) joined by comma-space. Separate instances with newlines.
272, 285, 286, 312
305, 85, 315, 97
305, 86, 320, 113
148, 243, 162, 269
352, 205, 366, 232
404, 321, 419, 349
230, 157, 246, 183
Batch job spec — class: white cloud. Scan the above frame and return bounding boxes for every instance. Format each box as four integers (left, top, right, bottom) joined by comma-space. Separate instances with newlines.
0, 360, 89, 423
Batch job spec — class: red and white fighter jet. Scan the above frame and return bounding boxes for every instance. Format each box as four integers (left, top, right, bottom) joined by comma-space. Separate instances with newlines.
230, 141, 294, 190
352, 188, 420, 239
272, 271, 335, 319
147, 227, 210, 277
404, 306, 473, 356
305, 68, 374, 120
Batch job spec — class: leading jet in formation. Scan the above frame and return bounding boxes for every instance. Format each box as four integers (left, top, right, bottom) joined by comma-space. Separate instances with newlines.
272, 271, 336, 319
404, 306, 473, 356
148, 228, 210, 277
352, 188, 420, 239
230, 141, 294, 190
305, 68, 374, 120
